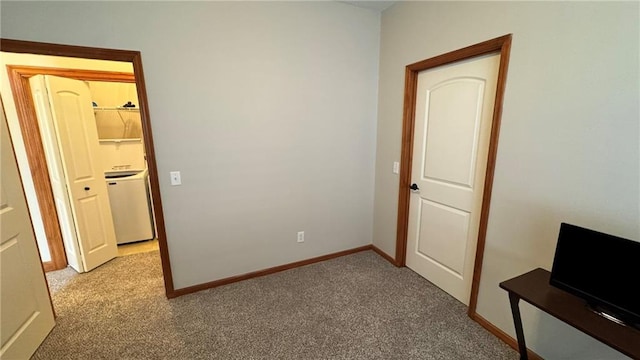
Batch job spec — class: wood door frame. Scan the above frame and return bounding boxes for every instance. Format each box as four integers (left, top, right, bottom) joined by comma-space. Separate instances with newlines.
7, 66, 136, 272
1, 38, 176, 298
394, 34, 512, 317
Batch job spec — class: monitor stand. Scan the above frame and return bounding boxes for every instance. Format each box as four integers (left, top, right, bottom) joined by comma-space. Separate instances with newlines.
586, 303, 640, 331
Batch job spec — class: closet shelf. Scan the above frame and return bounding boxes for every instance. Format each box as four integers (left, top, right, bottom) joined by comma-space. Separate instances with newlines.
99, 138, 142, 143
93, 107, 140, 111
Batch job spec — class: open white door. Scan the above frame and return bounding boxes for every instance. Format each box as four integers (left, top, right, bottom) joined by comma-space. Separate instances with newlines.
30, 76, 84, 272
1, 99, 55, 359
406, 54, 500, 304
33, 75, 118, 272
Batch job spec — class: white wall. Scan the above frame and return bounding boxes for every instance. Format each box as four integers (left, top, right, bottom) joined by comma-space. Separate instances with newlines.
0, 52, 133, 263
0, 2, 381, 289
374, 2, 638, 359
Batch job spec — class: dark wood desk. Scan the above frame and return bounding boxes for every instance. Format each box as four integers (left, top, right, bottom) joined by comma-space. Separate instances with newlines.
499, 268, 640, 360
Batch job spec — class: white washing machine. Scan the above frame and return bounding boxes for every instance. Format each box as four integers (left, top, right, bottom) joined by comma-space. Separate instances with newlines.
105, 169, 154, 244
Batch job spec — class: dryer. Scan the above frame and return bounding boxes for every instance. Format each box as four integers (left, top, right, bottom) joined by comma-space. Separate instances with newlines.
105, 169, 154, 244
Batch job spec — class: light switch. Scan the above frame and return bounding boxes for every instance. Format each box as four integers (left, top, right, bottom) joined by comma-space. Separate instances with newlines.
393, 161, 400, 174
170, 171, 181, 186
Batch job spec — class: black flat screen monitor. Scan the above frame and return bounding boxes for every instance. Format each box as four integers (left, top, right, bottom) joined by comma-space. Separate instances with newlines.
550, 223, 640, 329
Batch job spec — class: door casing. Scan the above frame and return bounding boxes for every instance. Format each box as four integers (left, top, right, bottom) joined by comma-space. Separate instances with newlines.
13, 68, 135, 272
394, 34, 512, 317
1, 38, 176, 298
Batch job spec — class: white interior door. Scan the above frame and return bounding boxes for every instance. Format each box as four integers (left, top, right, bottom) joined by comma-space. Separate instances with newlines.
1, 99, 55, 359
30, 76, 84, 273
406, 53, 500, 304
36, 75, 118, 272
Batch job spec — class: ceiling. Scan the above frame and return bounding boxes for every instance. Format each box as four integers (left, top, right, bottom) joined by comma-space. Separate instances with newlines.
339, 1, 397, 12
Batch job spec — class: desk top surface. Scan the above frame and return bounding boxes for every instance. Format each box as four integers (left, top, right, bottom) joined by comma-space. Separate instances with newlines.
500, 268, 640, 359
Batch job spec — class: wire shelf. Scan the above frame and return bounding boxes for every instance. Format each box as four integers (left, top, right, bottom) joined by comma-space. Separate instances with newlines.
94, 107, 143, 139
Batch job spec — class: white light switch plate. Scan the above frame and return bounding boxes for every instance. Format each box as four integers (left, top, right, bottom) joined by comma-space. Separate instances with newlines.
170, 171, 181, 186
393, 161, 400, 174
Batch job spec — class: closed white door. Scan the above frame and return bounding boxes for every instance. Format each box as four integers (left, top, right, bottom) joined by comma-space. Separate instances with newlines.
37, 75, 118, 272
30, 76, 84, 272
406, 54, 500, 304
1, 100, 55, 359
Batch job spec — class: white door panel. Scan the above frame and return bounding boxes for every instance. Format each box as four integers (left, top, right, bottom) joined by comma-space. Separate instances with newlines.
76, 195, 111, 251
416, 199, 470, 277
55, 95, 96, 179
406, 54, 500, 304
35, 75, 118, 272
422, 79, 485, 188
1, 100, 55, 359
30, 77, 83, 272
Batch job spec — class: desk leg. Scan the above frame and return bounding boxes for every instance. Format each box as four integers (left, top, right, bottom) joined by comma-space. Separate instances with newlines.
508, 292, 528, 360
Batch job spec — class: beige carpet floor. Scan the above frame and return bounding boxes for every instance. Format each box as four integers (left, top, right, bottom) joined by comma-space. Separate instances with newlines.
35, 250, 517, 360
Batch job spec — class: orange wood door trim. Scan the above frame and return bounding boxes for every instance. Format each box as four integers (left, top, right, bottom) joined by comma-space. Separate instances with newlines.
394, 34, 513, 319
6, 67, 68, 271
6, 65, 138, 272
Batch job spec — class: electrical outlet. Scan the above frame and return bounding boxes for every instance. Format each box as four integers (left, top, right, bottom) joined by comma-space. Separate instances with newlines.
297, 231, 305, 243
170, 171, 181, 186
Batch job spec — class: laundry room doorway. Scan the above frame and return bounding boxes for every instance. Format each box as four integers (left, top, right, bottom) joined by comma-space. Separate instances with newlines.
1, 39, 175, 297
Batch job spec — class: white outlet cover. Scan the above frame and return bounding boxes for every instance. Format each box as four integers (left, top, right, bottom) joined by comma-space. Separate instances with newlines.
170, 171, 181, 185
